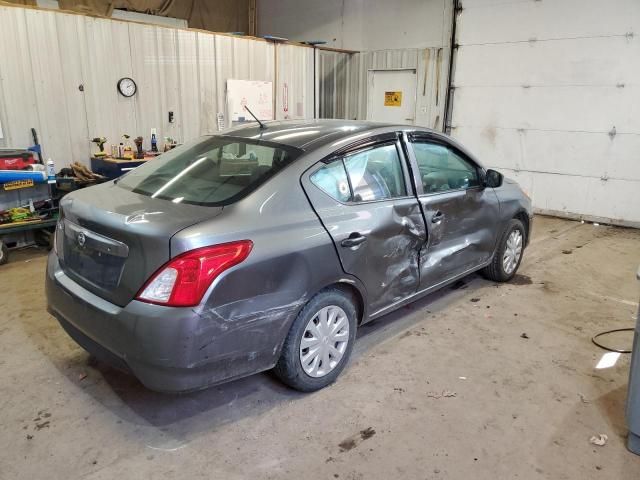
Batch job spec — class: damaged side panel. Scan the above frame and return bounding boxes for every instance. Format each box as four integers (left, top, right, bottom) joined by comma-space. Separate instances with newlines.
303, 181, 427, 315
418, 187, 500, 288
158, 179, 355, 388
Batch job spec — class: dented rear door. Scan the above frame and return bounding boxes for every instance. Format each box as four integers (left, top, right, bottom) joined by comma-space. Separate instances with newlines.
302, 136, 426, 314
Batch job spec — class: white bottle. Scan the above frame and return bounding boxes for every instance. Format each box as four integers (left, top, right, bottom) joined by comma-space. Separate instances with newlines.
46, 158, 56, 184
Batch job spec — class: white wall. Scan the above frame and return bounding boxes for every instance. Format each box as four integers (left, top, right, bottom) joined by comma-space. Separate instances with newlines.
350, 48, 449, 130
451, 0, 640, 226
258, 0, 451, 51
258, 0, 452, 130
0, 5, 314, 168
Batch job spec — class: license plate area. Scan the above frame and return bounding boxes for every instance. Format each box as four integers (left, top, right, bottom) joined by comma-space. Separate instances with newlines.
61, 220, 129, 290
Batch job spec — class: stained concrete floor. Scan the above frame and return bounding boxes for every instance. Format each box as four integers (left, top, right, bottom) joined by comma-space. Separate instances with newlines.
1, 216, 640, 479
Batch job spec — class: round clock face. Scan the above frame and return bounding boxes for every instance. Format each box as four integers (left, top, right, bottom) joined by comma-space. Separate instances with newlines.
117, 77, 137, 97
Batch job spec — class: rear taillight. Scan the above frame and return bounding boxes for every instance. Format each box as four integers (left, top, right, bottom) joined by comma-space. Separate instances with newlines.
136, 240, 253, 307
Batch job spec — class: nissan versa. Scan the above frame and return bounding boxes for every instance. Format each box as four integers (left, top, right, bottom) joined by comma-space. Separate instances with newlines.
46, 120, 532, 392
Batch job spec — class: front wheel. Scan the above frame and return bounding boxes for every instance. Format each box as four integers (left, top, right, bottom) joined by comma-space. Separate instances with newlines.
482, 218, 525, 282
274, 288, 357, 392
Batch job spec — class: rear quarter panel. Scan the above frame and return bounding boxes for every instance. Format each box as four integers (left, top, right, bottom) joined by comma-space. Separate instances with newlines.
168, 157, 364, 378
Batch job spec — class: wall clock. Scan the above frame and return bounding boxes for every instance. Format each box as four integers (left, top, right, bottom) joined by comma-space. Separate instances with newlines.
117, 77, 137, 97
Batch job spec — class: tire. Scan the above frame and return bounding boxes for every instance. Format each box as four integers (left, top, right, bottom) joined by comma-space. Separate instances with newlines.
482, 218, 525, 282
274, 288, 358, 392
0, 241, 8, 265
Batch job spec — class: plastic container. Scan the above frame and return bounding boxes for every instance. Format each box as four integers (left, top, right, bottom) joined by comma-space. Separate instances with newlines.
46, 158, 56, 184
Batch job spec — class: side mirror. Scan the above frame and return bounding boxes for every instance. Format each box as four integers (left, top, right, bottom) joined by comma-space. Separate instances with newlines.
485, 169, 503, 188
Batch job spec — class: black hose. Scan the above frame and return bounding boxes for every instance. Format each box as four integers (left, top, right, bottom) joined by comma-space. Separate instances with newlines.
591, 328, 635, 353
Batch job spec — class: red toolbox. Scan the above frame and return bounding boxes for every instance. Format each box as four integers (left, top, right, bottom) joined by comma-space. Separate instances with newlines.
0, 150, 36, 170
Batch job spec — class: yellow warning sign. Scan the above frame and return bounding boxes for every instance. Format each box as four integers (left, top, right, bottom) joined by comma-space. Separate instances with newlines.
384, 91, 402, 107
3, 179, 34, 191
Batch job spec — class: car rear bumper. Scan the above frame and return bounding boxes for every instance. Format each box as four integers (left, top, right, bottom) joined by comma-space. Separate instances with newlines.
46, 253, 295, 393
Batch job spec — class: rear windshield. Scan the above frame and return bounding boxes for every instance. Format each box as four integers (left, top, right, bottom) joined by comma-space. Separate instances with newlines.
116, 135, 302, 206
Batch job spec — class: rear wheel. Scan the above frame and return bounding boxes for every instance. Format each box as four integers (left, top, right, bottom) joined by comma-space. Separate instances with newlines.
274, 289, 357, 392
482, 218, 525, 282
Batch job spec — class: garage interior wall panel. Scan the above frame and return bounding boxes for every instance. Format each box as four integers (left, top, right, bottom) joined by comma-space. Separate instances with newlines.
451, 0, 640, 226
84, 17, 138, 149
195, 32, 219, 134
275, 44, 314, 120
317, 50, 352, 120
0, 5, 309, 169
350, 47, 449, 130
0, 8, 80, 164
54, 13, 92, 164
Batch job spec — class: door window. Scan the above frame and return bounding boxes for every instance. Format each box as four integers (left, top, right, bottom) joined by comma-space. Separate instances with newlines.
310, 143, 408, 203
310, 160, 351, 202
343, 144, 407, 202
411, 142, 480, 194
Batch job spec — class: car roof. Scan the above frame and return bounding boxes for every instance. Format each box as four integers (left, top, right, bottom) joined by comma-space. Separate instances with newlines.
219, 119, 437, 151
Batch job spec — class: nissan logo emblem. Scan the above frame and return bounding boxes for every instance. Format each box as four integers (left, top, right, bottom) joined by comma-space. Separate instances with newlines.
77, 232, 86, 248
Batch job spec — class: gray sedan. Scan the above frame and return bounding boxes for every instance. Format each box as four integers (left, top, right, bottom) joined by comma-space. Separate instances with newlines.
46, 120, 532, 392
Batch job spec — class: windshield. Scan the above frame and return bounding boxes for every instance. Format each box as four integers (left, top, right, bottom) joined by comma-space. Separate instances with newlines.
117, 136, 302, 206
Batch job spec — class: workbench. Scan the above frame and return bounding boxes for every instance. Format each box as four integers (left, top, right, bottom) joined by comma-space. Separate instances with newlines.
90, 156, 152, 180
0, 182, 58, 265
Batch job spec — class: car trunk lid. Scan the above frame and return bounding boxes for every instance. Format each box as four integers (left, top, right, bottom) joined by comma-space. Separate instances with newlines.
57, 181, 222, 306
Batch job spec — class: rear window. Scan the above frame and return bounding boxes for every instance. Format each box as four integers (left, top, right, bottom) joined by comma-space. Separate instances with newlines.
116, 136, 302, 206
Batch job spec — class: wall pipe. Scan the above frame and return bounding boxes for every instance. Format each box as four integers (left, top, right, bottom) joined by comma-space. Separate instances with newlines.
443, 0, 461, 134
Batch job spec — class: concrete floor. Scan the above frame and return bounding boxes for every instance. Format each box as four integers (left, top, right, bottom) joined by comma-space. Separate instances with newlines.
1, 216, 640, 479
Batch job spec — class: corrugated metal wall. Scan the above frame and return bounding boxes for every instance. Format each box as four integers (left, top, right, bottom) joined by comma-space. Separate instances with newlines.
276, 44, 314, 120
0, 5, 313, 168
316, 47, 449, 129
350, 48, 449, 130
317, 50, 352, 119
451, 0, 640, 226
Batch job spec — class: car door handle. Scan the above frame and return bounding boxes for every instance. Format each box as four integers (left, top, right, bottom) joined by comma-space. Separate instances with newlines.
341, 233, 367, 248
431, 211, 445, 223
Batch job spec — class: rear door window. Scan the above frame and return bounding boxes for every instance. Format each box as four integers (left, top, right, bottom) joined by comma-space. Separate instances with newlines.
117, 136, 302, 206
311, 143, 408, 204
310, 161, 352, 202
343, 144, 407, 202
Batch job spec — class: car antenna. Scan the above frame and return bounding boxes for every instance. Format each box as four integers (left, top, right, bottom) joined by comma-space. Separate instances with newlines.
244, 105, 266, 129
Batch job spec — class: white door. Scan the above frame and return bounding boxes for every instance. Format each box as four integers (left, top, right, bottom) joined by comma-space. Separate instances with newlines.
367, 69, 417, 124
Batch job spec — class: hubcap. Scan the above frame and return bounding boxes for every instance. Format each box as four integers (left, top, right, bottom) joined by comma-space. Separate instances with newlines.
503, 229, 523, 275
299, 305, 350, 378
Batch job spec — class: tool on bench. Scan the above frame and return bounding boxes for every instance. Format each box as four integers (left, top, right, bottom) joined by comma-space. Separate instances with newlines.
122, 134, 134, 160
134, 136, 144, 159
164, 137, 177, 152
91, 137, 107, 157
150, 128, 159, 153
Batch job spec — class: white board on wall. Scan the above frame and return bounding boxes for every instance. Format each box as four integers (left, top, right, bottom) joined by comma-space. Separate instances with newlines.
227, 79, 273, 121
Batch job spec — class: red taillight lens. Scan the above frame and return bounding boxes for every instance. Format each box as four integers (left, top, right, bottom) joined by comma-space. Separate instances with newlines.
136, 240, 253, 307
